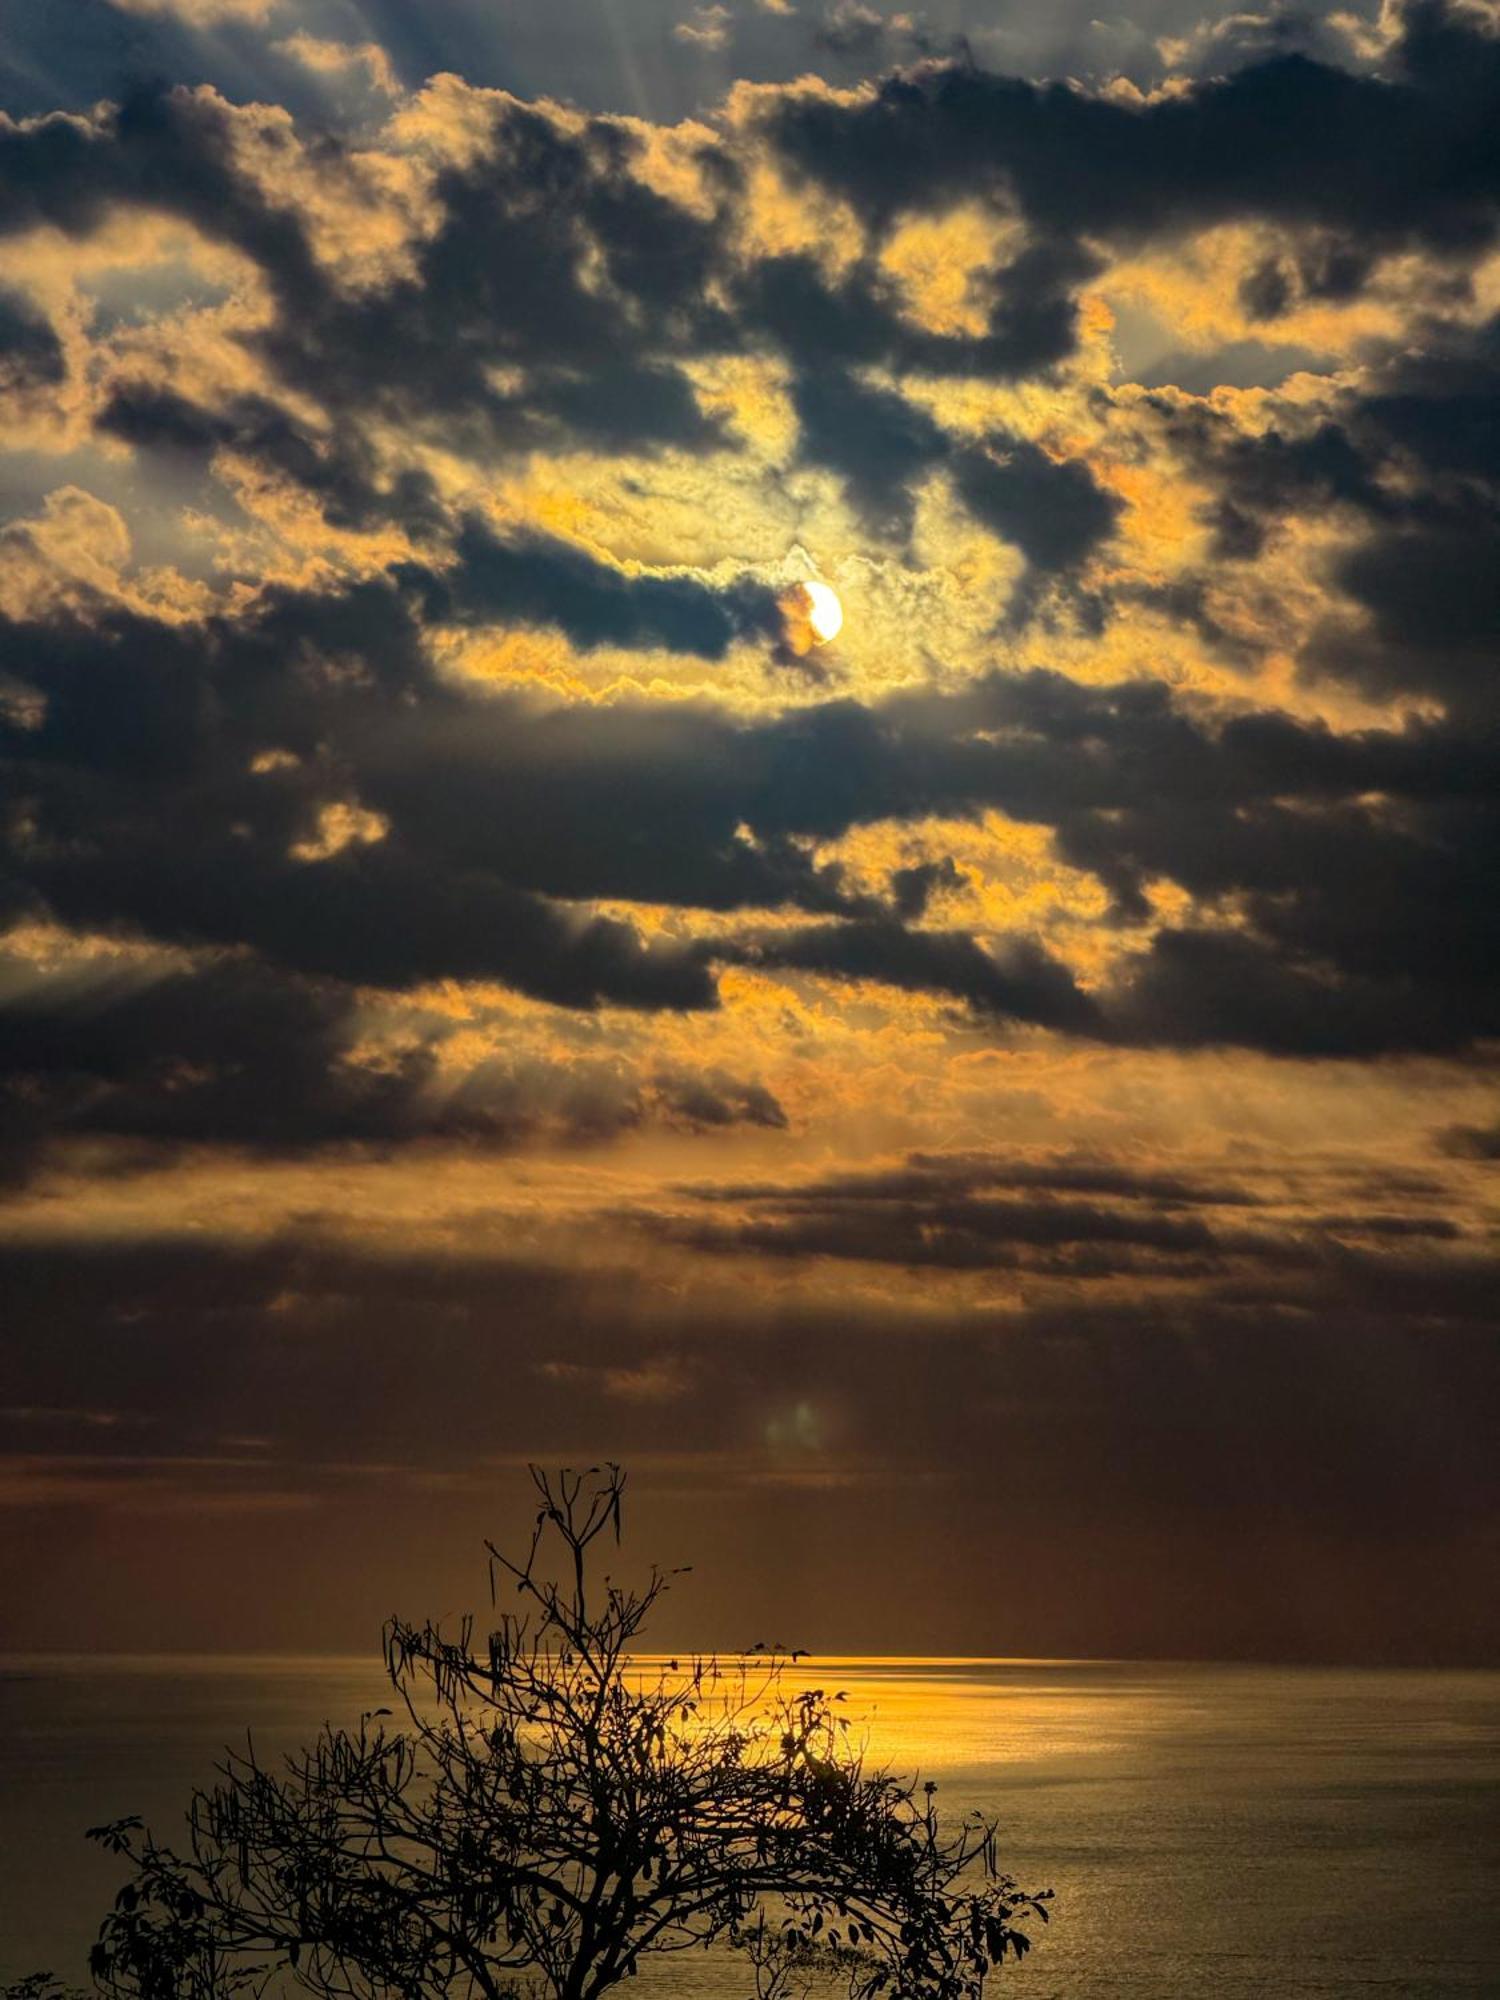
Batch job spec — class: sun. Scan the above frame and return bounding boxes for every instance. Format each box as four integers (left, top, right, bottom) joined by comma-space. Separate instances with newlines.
776, 574, 845, 654
803, 578, 843, 643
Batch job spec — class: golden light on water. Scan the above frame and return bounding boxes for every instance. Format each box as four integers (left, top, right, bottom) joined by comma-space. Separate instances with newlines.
2, 0, 1496, 1726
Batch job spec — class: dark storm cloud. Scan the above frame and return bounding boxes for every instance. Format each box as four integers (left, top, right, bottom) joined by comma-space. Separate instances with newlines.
5, 5, 1497, 312
777, 681, 1500, 1056
88, 150, 1102, 563
1166, 314, 1500, 521
653, 1069, 787, 1130
951, 436, 1121, 574
0, 584, 718, 1011
1, 565, 869, 943
1159, 3, 1382, 77
1315, 521, 1500, 712
662, 1187, 1246, 1276
29, 64, 1086, 586
7, 545, 1498, 1053
3, 0, 1376, 129
763, 6, 1500, 255
1155, 309, 1500, 712
728, 920, 1101, 1033
251, 97, 737, 457
1437, 1118, 1500, 1161
786, 362, 1117, 564
96, 382, 449, 538
0, 83, 324, 303
647, 1146, 1468, 1276
1298, 318, 1500, 716
0, 2, 1496, 1076
439, 519, 781, 658
1181, 417, 1390, 550
724, 1151, 1268, 1207
746, 15, 1500, 574
735, 240, 1095, 388
27, 20, 1492, 597
1106, 922, 1494, 1059
888, 855, 962, 921
1356, 312, 1500, 484
2, 82, 734, 464
0, 286, 63, 392
31, 823, 720, 1008
0, 951, 416, 1184
0, 52, 1096, 567
0, 942, 786, 1187
789, 367, 948, 537
367, 732, 884, 918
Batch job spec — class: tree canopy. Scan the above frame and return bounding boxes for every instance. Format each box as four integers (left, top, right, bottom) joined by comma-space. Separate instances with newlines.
80, 1465, 1051, 1998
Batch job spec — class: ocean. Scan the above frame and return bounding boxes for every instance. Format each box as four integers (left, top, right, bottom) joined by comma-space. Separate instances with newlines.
1, 1656, 1496, 1995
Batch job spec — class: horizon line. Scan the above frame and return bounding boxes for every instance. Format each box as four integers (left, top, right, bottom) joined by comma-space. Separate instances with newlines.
3, 1649, 1493, 1673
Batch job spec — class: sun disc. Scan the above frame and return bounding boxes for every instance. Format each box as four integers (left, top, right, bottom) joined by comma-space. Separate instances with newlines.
804, 579, 843, 644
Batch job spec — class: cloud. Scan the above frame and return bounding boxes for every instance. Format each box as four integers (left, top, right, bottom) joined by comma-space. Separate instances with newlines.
441, 518, 781, 658
888, 853, 961, 919
788, 365, 947, 535
1437, 1118, 1500, 1161
2, 0, 1500, 1670
7, 536, 1498, 1051
675, 5, 734, 50
0, 286, 64, 393
641, 1144, 1479, 1282
785, 366, 1118, 565
729, 920, 1102, 1033
0, 945, 422, 1183
951, 435, 1121, 574
763, 12, 1500, 256
113, 0, 277, 18
657, 1154, 1256, 1273
1104, 922, 1494, 1059
96, 382, 449, 537
734, 238, 1093, 389
0, 930, 790, 1186
2, 1217, 1495, 1659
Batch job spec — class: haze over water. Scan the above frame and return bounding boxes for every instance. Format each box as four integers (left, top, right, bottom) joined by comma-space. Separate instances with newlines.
2, 1656, 1495, 1997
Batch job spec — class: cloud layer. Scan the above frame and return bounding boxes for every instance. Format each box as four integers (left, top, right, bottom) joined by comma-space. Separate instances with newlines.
0, 0, 1496, 1660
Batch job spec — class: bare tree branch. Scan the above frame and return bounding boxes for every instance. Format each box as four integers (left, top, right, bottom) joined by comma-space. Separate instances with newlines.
82, 1466, 1051, 2000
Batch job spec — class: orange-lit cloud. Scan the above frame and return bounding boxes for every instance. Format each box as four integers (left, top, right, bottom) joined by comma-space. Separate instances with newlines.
1, 0, 1498, 1664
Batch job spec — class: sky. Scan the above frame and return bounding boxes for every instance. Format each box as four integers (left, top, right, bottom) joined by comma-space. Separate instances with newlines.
0, 0, 1497, 1665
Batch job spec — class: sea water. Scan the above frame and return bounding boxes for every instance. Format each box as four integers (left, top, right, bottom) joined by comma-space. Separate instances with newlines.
1, 1656, 1496, 1996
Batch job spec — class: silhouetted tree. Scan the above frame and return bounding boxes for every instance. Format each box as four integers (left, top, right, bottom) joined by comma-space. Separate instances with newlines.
84, 1465, 1051, 1999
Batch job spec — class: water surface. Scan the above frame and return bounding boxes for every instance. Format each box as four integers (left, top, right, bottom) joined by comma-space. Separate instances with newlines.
2, 1656, 1495, 1995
